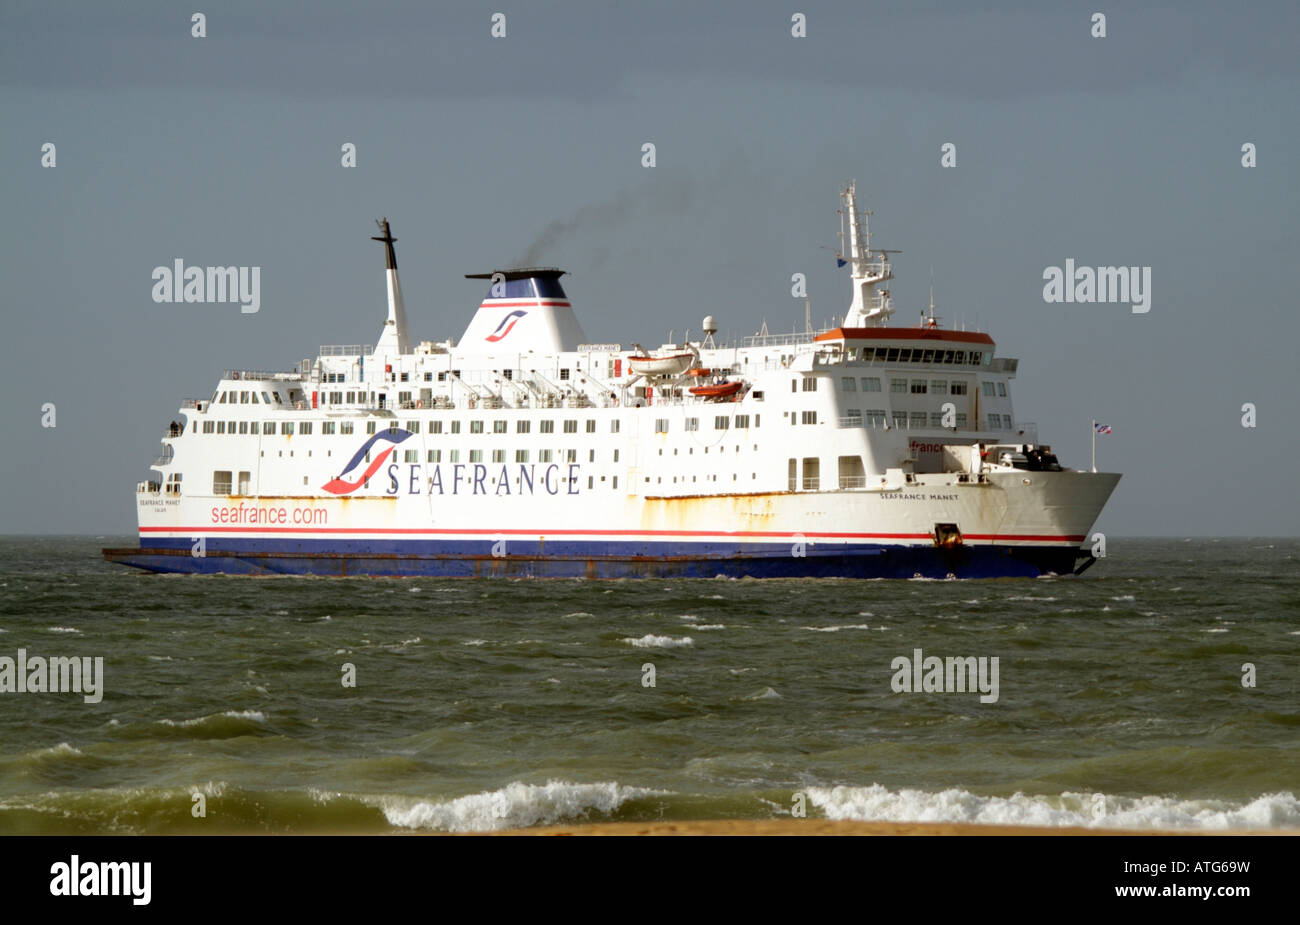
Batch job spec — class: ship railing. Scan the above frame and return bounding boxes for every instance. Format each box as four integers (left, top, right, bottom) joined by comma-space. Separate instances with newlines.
223, 369, 300, 381
838, 476, 868, 489
319, 344, 373, 357
740, 330, 825, 348
838, 416, 902, 429
180, 398, 207, 411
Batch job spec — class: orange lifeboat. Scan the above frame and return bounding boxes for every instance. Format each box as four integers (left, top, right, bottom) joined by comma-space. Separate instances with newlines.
688, 380, 743, 399
686, 367, 712, 377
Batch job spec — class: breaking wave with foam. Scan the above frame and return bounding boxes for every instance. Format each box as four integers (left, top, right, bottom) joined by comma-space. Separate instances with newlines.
804, 785, 1300, 830
372, 780, 658, 832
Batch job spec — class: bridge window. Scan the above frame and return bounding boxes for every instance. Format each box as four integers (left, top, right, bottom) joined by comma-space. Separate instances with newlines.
910, 380, 928, 394
950, 382, 968, 396
890, 378, 907, 394
861, 377, 881, 392
841, 377, 857, 392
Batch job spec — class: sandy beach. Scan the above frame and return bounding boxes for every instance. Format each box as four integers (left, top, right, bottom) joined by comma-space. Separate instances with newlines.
499, 819, 1296, 836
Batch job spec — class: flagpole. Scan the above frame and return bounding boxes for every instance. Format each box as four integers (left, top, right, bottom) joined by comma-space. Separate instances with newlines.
1091, 419, 1096, 473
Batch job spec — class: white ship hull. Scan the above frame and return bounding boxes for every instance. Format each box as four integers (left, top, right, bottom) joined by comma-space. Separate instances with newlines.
108, 469, 1118, 578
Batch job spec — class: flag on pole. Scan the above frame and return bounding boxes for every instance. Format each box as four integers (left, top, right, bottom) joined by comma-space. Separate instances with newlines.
1094, 423, 1112, 434
836, 255, 847, 268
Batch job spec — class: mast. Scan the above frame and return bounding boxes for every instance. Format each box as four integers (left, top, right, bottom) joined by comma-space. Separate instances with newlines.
840, 181, 895, 327
372, 217, 411, 355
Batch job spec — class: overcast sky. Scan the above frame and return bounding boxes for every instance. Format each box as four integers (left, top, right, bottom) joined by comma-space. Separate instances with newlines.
1, 1, 1297, 536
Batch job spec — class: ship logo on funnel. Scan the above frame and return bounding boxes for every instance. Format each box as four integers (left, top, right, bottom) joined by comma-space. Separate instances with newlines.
485, 309, 527, 342
321, 429, 413, 495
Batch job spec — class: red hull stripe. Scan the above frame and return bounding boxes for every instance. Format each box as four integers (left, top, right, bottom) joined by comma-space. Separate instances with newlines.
139, 526, 1083, 542
479, 300, 570, 308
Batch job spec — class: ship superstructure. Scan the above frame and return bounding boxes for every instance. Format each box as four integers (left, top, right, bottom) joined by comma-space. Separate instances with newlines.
104, 186, 1120, 577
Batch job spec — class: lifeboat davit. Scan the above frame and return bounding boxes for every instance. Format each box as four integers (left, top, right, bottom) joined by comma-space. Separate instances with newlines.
688, 380, 743, 399
628, 353, 696, 377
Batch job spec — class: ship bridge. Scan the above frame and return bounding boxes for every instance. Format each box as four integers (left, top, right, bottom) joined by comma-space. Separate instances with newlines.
814, 324, 997, 366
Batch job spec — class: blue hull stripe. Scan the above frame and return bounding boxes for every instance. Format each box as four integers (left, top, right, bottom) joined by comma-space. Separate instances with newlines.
103, 537, 1083, 579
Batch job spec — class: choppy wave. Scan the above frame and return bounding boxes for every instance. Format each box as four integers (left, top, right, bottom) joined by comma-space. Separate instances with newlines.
805, 784, 1300, 830
622, 634, 693, 648
372, 780, 656, 832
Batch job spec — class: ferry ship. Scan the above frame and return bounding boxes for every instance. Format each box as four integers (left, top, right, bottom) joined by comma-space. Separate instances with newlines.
103, 184, 1120, 578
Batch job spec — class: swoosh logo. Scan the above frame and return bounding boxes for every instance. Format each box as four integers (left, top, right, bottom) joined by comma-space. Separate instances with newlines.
321, 429, 413, 495
485, 309, 527, 342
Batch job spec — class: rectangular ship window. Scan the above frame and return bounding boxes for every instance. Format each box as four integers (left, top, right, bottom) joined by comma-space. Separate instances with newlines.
212, 471, 232, 495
